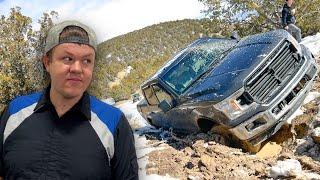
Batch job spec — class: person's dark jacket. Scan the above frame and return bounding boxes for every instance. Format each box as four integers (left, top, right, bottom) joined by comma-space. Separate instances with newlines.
282, 3, 296, 27
0, 88, 138, 180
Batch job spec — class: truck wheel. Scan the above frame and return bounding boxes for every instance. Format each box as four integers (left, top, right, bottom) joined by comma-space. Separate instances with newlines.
209, 125, 234, 146
211, 125, 262, 153
198, 119, 263, 152
210, 124, 229, 135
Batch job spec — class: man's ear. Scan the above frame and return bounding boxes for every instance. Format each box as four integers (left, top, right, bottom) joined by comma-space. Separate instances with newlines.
42, 55, 50, 72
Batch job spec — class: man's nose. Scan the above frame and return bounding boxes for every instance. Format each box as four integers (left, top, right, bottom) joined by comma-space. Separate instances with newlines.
70, 60, 83, 73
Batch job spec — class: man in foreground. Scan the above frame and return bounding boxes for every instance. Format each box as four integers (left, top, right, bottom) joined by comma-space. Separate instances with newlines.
282, 0, 302, 42
0, 20, 138, 179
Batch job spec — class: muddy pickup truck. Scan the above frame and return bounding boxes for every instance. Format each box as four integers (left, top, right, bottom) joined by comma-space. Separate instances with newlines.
137, 29, 318, 151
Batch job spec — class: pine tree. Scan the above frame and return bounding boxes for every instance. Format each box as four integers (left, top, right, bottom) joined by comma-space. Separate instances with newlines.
199, 0, 320, 36
0, 7, 56, 110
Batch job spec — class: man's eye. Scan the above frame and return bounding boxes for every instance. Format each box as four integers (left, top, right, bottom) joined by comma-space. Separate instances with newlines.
83, 59, 91, 64
63, 57, 72, 62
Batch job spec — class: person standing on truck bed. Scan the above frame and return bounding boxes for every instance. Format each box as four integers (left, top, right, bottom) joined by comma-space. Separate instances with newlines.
0, 20, 138, 180
282, 0, 302, 42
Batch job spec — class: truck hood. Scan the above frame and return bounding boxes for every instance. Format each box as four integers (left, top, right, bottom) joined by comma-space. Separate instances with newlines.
183, 30, 290, 102
211, 30, 288, 76
183, 70, 246, 103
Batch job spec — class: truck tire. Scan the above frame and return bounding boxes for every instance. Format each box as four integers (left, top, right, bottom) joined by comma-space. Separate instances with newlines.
211, 125, 262, 153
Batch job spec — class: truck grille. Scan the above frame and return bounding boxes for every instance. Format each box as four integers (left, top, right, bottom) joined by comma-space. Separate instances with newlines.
245, 41, 301, 103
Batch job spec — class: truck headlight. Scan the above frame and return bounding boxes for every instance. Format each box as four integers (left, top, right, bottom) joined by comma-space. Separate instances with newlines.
214, 88, 257, 119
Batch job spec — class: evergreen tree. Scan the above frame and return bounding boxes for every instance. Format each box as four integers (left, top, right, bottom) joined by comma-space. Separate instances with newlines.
0, 7, 56, 110
199, 0, 320, 36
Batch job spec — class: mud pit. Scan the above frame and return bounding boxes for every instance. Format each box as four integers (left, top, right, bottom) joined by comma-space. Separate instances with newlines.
140, 58, 320, 179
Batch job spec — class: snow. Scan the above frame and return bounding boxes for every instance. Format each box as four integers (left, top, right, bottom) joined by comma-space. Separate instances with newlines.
303, 91, 320, 104
301, 33, 320, 57
117, 101, 149, 128
106, 53, 112, 58
125, 66, 133, 75
267, 159, 320, 179
286, 108, 304, 124
312, 127, 320, 136
101, 98, 116, 106
114, 33, 320, 179
134, 134, 173, 180
116, 101, 177, 179
267, 159, 302, 178
287, 92, 320, 124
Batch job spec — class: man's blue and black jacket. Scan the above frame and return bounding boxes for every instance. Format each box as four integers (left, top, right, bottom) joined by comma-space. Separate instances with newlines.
0, 87, 138, 179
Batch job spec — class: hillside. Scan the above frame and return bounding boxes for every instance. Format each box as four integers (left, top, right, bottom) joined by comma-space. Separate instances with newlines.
97, 18, 227, 65
95, 18, 231, 100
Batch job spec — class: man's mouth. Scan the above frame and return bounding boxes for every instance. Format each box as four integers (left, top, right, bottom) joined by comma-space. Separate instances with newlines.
67, 78, 82, 82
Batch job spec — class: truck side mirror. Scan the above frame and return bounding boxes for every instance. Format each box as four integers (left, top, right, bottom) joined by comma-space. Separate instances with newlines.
158, 100, 172, 112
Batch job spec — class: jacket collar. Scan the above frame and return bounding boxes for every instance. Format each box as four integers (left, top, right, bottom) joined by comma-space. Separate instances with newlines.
34, 85, 91, 120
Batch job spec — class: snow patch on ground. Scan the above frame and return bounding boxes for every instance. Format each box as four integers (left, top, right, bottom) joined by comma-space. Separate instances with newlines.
108, 66, 134, 88
135, 134, 173, 180
303, 91, 320, 104
116, 101, 177, 179
117, 101, 149, 128
287, 92, 320, 124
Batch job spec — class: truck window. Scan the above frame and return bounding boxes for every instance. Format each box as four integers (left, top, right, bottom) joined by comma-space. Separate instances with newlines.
143, 86, 159, 105
162, 39, 237, 95
153, 84, 173, 106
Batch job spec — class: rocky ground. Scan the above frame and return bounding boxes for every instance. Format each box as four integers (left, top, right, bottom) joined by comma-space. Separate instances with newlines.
137, 57, 320, 179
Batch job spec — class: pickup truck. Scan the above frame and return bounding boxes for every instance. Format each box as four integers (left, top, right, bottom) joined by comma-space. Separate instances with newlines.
137, 30, 318, 152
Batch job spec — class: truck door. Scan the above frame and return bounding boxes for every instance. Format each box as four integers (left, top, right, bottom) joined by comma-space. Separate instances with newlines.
143, 84, 173, 127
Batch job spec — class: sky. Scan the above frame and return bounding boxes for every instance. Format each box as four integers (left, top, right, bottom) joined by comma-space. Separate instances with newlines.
0, 0, 205, 42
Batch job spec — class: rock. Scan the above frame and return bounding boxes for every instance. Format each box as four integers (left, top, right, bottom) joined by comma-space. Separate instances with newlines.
302, 172, 320, 179
267, 159, 302, 178
200, 154, 214, 170
254, 163, 265, 174
232, 169, 250, 179
185, 162, 194, 169
183, 147, 194, 156
278, 153, 294, 160
307, 146, 319, 157
296, 156, 320, 173
296, 138, 307, 146
146, 162, 157, 168
256, 142, 282, 159
295, 137, 315, 154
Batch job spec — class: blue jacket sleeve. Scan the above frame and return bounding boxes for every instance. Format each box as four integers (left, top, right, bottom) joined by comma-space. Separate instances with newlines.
111, 113, 138, 180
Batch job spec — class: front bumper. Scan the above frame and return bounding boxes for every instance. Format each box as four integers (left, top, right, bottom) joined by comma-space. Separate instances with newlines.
229, 58, 318, 144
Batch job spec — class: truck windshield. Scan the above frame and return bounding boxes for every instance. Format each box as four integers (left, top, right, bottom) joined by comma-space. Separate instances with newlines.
162, 39, 237, 95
